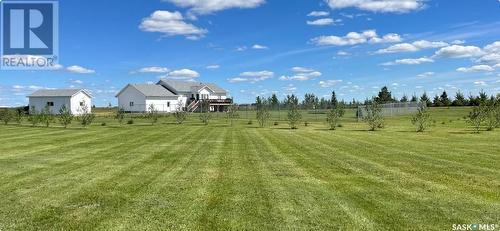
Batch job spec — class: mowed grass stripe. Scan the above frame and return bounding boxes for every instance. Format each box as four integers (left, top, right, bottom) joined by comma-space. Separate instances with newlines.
310, 130, 500, 200
291, 130, 499, 228
252, 128, 376, 230
0, 125, 203, 230
99, 127, 223, 230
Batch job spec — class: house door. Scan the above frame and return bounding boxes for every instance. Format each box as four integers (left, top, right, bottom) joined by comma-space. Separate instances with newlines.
196, 94, 200, 100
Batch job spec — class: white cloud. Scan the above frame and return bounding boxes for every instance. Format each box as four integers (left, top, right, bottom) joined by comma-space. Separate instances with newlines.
252, 44, 268, 50
139, 11, 207, 40
376, 43, 418, 54
484, 41, 500, 53
282, 84, 297, 94
451, 40, 465, 45
382, 57, 434, 65
417, 72, 435, 78
318, 80, 343, 88
369, 33, 402, 43
133, 66, 170, 74
376, 40, 448, 54
236, 46, 247, 52
228, 71, 274, 83
412, 40, 449, 49
477, 53, 500, 64
164, 0, 266, 14
474, 81, 487, 86
308, 11, 330, 17
325, 0, 425, 13
456, 65, 494, 73
307, 18, 341, 26
337, 51, 350, 56
206, 65, 220, 69
67, 65, 95, 74
434, 45, 483, 58
279, 67, 322, 81
311, 30, 401, 46
165, 68, 200, 79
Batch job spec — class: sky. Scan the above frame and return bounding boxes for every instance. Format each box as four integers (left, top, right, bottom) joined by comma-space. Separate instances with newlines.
1, 0, 500, 106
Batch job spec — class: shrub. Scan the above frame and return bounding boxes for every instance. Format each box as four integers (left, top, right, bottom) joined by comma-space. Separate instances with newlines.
199, 100, 211, 125
364, 101, 384, 131
28, 107, 40, 127
79, 101, 95, 127
326, 107, 344, 130
115, 108, 125, 125
256, 96, 271, 128
58, 105, 73, 128
173, 101, 188, 124
14, 108, 24, 125
484, 102, 500, 131
101, 122, 107, 126
226, 104, 239, 126
304, 121, 309, 127
247, 120, 253, 125
127, 119, 134, 124
467, 105, 487, 133
0, 109, 13, 125
286, 95, 302, 129
274, 121, 279, 126
147, 104, 160, 125
39, 105, 54, 127
411, 104, 431, 132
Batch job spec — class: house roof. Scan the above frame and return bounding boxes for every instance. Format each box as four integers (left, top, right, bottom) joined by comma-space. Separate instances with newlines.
129, 84, 176, 97
28, 89, 92, 98
158, 79, 227, 94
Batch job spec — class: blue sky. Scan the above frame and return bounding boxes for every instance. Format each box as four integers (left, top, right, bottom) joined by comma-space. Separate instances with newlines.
1, 0, 500, 106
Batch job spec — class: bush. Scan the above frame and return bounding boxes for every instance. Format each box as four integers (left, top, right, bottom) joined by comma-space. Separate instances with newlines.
173, 101, 188, 124
467, 105, 487, 133
39, 105, 54, 127
326, 107, 344, 130
101, 122, 107, 126
411, 104, 431, 132
58, 105, 73, 128
273, 121, 279, 126
115, 108, 125, 125
364, 101, 384, 131
304, 121, 309, 127
0, 109, 13, 125
286, 95, 302, 129
247, 120, 253, 125
79, 102, 95, 127
127, 119, 134, 125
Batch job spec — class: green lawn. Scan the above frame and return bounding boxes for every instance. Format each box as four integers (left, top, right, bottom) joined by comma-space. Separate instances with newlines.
0, 108, 499, 230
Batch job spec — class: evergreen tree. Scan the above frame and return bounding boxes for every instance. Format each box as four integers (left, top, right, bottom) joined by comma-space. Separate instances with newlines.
270, 93, 279, 110
420, 92, 431, 107
453, 91, 467, 106
400, 95, 409, 103
331, 91, 338, 109
433, 95, 442, 107
376, 86, 394, 103
410, 95, 418, 102
439, 91, 451, 106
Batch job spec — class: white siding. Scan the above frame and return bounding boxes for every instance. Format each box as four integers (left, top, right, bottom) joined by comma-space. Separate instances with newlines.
70, 92, 92, 115
145, 96, 186, 113
28, 92, 92, 115
117, 85, 147, 112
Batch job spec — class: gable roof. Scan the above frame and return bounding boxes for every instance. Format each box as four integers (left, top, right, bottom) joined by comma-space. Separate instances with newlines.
158, 79, 227, 94
158, 79, 201, 93
117, 84, 176, 97
28, 89, 92, 98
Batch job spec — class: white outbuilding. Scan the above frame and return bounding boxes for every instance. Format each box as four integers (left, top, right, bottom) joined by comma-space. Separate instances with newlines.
27, 89, 93, 115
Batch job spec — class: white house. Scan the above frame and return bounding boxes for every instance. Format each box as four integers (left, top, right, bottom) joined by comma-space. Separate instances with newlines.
27, 89, 93, 115
116, 79, 232, 113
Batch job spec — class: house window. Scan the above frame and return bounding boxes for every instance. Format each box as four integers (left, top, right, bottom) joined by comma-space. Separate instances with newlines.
47, 102, 54, 107
130, 102, 134, 107
167, 102, 171, 107
80, 101, 84, 106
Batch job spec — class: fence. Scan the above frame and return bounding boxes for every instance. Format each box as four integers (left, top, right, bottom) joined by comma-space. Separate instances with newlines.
357, 102, 420, 121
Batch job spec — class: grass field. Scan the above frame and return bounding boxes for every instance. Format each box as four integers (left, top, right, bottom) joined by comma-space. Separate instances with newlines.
0, 108, 499, 230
